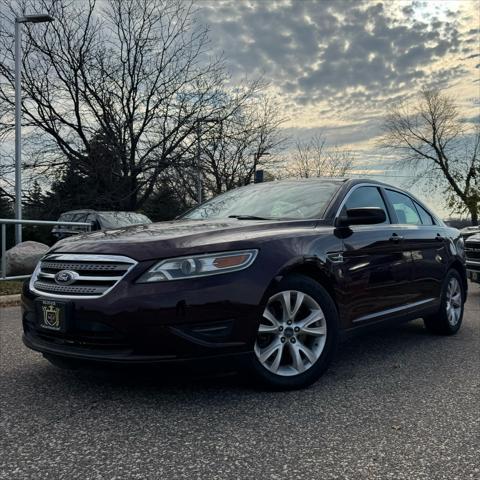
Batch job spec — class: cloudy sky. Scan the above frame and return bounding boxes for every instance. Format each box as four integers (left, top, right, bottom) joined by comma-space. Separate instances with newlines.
198, 0, 480, 213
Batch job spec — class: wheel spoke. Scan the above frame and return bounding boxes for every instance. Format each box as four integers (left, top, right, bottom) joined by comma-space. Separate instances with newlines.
451, 292, 462, 308
289, 343, 305, 373
258, 323, 279, 333
300, 324, 326, 336
258, 340, 282, 363
263, 307, 280, 327
280, 291, 292, 321
291, 292, 304, 320
447, 304, 454, 322
297, 341, 317, 364
270, 343, 284, 372
297, 310, 324, 330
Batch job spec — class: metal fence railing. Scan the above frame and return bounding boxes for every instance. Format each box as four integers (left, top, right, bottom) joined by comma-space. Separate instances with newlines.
1, 218, 91, 281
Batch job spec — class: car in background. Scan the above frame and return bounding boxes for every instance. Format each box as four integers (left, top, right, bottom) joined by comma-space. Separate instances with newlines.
23, 179, 468, 390
460, 225, 480, 240
52, 210, 152, 240
465, 233, 480, 284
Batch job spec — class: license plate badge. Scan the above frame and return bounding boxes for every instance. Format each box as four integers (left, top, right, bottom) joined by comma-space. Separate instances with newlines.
36, 300, 67, 332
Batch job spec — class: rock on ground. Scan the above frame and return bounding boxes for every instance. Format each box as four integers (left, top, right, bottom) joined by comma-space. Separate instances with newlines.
5, 241, 49, 276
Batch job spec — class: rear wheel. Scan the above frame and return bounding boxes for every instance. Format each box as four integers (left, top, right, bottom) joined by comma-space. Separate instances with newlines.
250, 274, 339, 390
423, 269, 465, 335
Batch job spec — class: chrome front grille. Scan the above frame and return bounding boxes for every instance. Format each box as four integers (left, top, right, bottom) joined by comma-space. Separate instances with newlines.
465, 243, 480, 261
30, 254, 137, 299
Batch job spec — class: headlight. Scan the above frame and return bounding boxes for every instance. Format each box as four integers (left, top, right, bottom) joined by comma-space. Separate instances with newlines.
136, 249, 258, 283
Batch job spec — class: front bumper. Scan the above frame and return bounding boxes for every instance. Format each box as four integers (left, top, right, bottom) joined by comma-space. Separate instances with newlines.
466, 260, 480, 283
21, 266, 271, 365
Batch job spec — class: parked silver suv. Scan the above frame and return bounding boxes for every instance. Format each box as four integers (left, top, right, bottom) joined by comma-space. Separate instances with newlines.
52, 210, 151, 240
465, 233, 480, 283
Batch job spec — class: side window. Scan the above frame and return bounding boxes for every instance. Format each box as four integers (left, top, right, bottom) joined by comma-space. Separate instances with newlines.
342, 186, 389, 224
385, 190, 421, 225
71, 213, 87, 223
70, 213, 88, 231
86, 214, 100, 231
414, 202, 434, 226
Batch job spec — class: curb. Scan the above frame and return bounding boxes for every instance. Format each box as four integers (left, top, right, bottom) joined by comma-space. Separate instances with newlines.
0, 294, 21, 307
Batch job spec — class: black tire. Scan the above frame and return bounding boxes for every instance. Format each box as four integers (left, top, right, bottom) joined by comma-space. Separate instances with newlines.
423, 269, 465, 335
248, 274, 339, 390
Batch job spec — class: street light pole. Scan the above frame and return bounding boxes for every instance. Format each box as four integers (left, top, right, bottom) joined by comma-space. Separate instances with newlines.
14, 20, 22, 244
14, 14, 54, 244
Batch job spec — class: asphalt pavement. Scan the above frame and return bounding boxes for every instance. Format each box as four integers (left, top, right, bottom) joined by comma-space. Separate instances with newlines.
1, 284, 479, 480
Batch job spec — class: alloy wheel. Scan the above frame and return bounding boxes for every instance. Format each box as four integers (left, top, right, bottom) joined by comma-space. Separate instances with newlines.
445, 277, 462, 326
254, 290, 327, 376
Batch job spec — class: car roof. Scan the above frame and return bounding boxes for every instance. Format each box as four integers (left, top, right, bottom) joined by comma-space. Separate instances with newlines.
59, 209, 96, 215
60, 210, 145, 215
258, 177, 398, 190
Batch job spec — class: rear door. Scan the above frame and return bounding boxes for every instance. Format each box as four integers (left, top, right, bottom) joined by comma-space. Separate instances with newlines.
383, 189, 448, 303
338, 185, 415, 326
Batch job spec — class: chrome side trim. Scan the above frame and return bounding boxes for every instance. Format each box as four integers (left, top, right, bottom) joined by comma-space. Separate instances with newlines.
466, 260, 480, 266
353, 298, 436, 323
29, 254, 137, 300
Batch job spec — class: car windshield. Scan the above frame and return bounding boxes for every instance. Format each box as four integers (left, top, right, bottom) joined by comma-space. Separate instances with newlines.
184, 180, 342, 220
98, 212, 152, 228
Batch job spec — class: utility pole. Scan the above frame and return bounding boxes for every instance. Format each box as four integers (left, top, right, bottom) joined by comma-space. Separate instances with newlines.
196, 121, 202, 204
253, 152, 270, 183
194, 116, 223, 204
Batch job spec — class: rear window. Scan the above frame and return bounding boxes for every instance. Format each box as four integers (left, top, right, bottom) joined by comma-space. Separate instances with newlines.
414, 202, 434, 225
385, 190, 421, 225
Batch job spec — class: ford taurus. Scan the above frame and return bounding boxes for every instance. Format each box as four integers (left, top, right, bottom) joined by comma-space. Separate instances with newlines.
22, 179, 468, 389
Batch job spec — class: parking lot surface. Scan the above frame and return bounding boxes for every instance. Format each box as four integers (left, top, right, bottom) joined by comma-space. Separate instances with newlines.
1, 284, 479, 480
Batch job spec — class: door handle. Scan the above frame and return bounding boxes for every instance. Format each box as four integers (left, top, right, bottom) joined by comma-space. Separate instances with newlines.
389, 233, 404, 242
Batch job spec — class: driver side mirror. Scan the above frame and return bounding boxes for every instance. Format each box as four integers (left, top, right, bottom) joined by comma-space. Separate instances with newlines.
336, 207, 386, 227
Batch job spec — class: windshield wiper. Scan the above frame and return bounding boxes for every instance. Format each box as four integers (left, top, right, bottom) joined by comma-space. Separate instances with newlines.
228, 215, 270, 220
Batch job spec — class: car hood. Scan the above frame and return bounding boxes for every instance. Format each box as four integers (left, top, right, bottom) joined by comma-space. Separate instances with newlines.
49, 218, 329, 261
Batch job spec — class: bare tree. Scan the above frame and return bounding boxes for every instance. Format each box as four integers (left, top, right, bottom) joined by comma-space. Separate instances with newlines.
160, 92, 287, 207
379, 88, 479, 225
284, 134, 355, 179
0, 0, 239, 209
200, 94, 286, 195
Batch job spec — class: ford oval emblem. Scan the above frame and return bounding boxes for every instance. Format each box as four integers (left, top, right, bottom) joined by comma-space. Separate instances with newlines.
54, 270, 79, 286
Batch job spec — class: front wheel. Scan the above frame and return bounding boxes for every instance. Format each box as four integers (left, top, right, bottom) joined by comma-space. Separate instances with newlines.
249, 274, 339, 390
423, 269, 465, 335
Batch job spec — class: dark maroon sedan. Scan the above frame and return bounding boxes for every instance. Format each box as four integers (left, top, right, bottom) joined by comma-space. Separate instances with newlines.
22, 179, 468, 389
